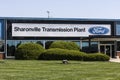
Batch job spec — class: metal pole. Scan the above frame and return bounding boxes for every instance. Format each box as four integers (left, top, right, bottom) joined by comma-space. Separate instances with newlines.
88, 36, 91, 53
47, 11, 50, 18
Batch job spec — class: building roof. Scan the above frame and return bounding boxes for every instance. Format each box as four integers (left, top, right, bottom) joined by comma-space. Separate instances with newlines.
0, 17, 120, 22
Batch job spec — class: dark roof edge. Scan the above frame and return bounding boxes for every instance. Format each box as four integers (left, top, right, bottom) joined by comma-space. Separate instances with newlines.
0, 17, 120, 21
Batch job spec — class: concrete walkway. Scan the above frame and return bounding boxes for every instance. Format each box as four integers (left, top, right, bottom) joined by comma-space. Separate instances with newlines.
109, 58, 120, 63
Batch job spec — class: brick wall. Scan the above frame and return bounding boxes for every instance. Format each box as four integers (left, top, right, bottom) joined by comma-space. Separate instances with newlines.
117, 51, 120, 58
0, 53, 4, 59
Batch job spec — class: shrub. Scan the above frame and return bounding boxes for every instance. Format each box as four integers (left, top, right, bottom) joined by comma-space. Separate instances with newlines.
39, 48, 85, 60
83, 53, 110, 61
49, 41, 80, 51
15, 43, 45, 60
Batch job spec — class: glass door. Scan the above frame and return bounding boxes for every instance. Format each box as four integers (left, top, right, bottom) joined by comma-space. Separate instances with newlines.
106, 45, 111, 57
100, 44, 113, 58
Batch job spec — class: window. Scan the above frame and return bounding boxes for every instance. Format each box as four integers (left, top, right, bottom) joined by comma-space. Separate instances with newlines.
0, 42, 4, 52
82, 41, 89, 52
116, 24, 120, 35
82, 41, 98, 53
91, 42, 98, 53
7, 40, 15, 56
117, 41, 120, 51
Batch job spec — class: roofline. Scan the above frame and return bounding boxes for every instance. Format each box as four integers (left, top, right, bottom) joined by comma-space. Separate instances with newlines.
0, 17, 120, 21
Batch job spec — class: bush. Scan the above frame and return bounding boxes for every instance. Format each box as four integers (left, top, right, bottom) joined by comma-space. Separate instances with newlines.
39, 48, 85, 60
49, 41, 80, 51
15, 43, 45, 60
83, 53, 110, 61
39, 48, 109, 61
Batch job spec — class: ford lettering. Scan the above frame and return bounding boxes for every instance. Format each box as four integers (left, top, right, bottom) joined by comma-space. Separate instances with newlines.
88, 26, 109, 34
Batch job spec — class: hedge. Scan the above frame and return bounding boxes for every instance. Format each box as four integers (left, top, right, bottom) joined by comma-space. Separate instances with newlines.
14, 42, 110, 61
15, 43, 45, 60
39, 48, 85, 60
39, 48, 110, 61
83, 53, 110, 61
49, 41, 80, 51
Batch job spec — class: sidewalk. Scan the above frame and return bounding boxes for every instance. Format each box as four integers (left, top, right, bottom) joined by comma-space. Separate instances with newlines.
109, 58, 120, 63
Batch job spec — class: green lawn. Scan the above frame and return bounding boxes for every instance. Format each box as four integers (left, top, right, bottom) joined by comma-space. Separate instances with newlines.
0, 60, 120, 80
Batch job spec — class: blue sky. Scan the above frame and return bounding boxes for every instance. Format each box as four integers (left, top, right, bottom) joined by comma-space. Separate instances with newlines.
0, 0, 120, 19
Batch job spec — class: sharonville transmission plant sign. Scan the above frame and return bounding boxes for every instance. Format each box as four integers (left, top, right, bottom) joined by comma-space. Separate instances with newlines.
12, 23, 111, 37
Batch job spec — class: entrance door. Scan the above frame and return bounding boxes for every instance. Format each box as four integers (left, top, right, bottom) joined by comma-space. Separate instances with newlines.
100, 44, 114, 58
106, 45, 111, 57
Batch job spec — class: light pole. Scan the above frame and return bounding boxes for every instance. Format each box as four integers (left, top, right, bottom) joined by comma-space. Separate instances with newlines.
47, 11, 50, 18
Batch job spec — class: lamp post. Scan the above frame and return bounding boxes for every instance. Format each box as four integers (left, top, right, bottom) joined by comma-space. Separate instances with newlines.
47, 11, 50, 18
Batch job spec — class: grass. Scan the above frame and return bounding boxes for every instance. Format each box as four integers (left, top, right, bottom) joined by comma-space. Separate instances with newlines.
0, 60, 120, 80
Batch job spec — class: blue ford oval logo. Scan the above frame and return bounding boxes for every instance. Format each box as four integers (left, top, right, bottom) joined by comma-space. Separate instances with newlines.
88, 26, 109, 34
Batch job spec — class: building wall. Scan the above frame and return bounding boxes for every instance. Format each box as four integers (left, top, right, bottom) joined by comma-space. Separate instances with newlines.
0, 18, 119, 59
